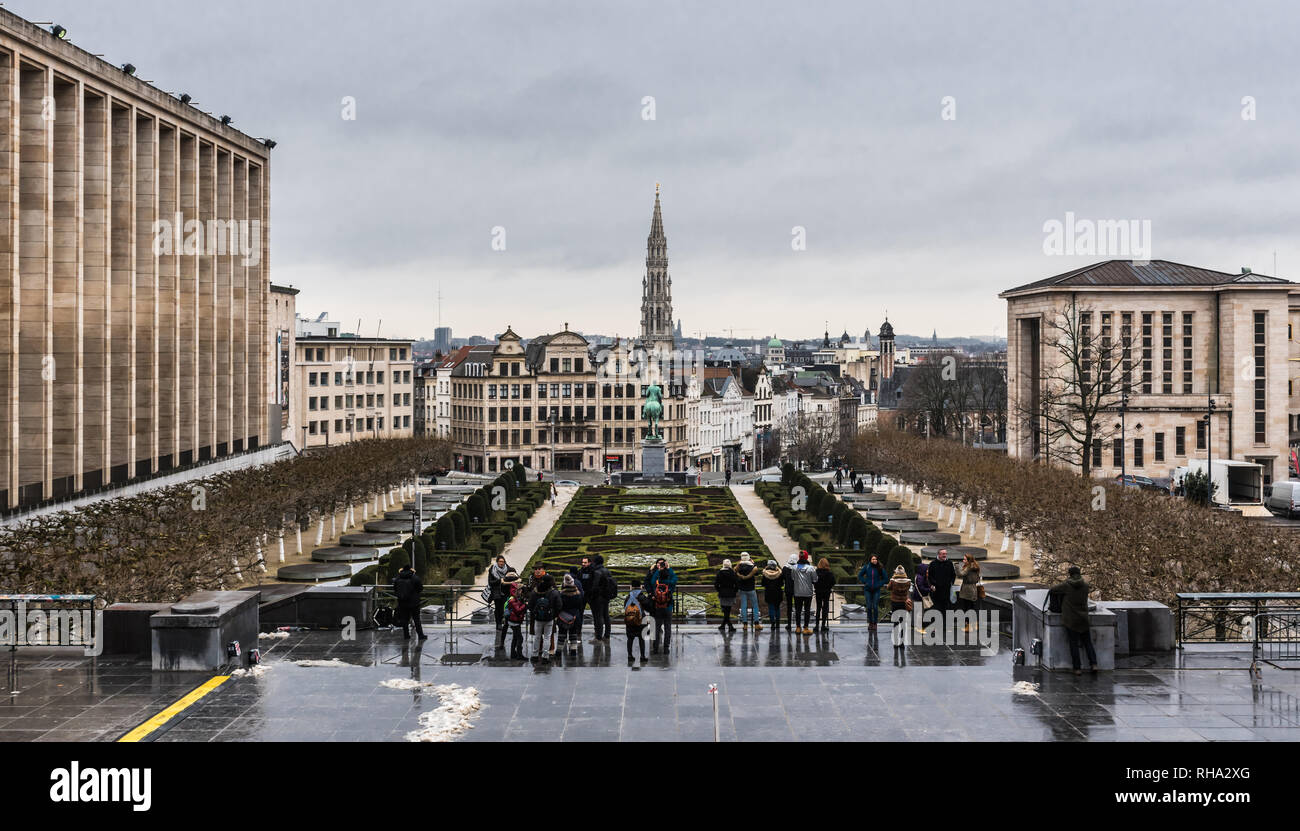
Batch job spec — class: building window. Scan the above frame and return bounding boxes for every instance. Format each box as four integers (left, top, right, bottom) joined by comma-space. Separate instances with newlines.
1182, 313, 1193, 394
1080, 312, 1092, 389
1133, 438, 1144, 468
1255, 310, 1266, 444
1161, 312, 1173, 394
1140, 312, 1152, 393
1091, 439, 1102, 469
1196, 419, 1206, 451
550, 358, 559, 373
1154, 432, 1164, 463
1113, 438, 1123, 468
1121, 312, 1133, 394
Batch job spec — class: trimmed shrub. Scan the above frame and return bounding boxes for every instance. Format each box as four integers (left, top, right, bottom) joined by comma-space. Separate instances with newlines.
886, 544, 915, 580
387, 547, 411, 571
875, 534, 897, 561
466, 493, 488, 523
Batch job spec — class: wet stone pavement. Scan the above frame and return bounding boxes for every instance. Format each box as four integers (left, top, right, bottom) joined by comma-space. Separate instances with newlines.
3, 626, 1300, 742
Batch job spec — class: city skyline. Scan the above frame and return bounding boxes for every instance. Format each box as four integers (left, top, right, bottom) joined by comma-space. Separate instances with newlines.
14, 0, 1300, 341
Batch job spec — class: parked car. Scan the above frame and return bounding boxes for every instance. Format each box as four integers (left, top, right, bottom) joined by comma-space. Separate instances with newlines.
1264, 480, 1300, 518
1115, 473, 1166, 492
555, 479, 580, 487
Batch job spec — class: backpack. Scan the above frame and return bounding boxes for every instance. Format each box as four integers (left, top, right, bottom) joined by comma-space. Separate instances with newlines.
653, 582, 672, 610
534, 593, 555, 621
624, 601, 643, 627
602, 570, 618, 600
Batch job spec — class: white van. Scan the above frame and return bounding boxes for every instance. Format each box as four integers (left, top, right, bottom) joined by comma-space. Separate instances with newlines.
1265, 480, 1300, 518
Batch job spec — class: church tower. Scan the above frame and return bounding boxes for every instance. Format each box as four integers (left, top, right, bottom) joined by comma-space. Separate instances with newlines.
879, 316, 896, 381
640, 185, 674, 354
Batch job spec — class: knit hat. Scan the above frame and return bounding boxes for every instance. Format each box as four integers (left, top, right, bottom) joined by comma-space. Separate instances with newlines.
799, 550, 810, 563
766, 559, 778, 568
740, 552, 752, 563
721, 559, 732, 569
1067, 566, 1081, 577
893, 565, 907, 576
562, 573, 575, 588
502, 570, 519, 584
787, 554, 798, 566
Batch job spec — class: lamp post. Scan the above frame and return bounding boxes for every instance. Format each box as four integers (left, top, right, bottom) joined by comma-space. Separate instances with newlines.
549, 411, 557, 474
1120, 391, 1130, 487
1205, 396, 1217, 504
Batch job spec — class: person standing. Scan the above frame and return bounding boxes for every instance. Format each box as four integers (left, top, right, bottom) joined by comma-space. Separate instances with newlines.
814, 557, 835, 632
782, 554, 798, 631
714, 559, 739, 633
836, 468, 843, 487
928, 548, 957, 614
488, 556, 511, 647
392, 561, 426, 641
576, 557, 595, 641
789, 551, 818, 635
734, 552, 761, 631
1051, 566, 1098, 676
494, 568, 520, 648
725, 468, 732, 486
623, 582, 648, 663
887, 565, 912, 652
646, 558, 678, 653
557, 573, 585, 655
957, 554, 982, 623
528, 572, 561, 662
505, 583, 528, 660
912, 561, 932, 612
857, 554, 887, 631
550, 481, 558, 507
761, 559, 785, 629
588, 554, 615, 642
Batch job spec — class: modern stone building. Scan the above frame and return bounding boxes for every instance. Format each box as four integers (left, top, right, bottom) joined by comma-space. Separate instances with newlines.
1002, 260, 1294, 485
295, 334, 414, 449
0, 12, 274, 510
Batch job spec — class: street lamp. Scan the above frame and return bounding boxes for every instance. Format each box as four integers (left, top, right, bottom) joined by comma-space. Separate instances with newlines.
1120, 391, 1130, 486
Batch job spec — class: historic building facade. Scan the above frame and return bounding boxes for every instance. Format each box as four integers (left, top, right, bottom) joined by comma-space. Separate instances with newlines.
295, 335, 415, 449
1002, 260, 1294, 485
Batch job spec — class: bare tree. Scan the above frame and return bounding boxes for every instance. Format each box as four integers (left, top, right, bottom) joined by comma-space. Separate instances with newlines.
776, 409, 838, 470
1022, 300, 1125, 475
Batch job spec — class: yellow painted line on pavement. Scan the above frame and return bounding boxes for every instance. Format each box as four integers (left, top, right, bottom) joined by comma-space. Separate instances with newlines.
118, 675, 230, 742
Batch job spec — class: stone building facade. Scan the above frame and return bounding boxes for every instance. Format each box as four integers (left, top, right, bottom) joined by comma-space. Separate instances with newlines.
295, 336, 414, 449
1002, 260, 1294, 485
0, 12, 273, 509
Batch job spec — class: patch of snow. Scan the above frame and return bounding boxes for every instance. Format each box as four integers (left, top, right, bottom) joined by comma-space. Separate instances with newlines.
294, 658, 354, 667
258, 631, 290, 640
380, 678, 425, 691
392, 683, 483, 742
1010, 681, 1040, 696
231, 663, 272, 678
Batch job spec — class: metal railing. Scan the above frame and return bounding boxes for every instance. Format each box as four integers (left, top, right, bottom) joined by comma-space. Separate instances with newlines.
1175, 593, 1300, 652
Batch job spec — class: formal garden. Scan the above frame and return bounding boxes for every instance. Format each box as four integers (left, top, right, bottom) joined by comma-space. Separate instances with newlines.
526, 485, 770, 613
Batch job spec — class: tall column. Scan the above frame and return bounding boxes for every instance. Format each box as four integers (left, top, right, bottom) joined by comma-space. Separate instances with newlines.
232, 155, 247, 448
17, 61, 51, 502
0, 50, 16, 509
50, 76, 81, 496
215, 147, 231, 455
133, 112, 156, 476
178, 131, 197, 464
107, 102, 135, 484
82, 90, 108, 488
157, 123, 178, 468
248, 161, 265, 447
198, 140, 214, 458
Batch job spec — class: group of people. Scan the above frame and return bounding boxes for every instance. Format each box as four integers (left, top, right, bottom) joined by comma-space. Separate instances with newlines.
712, 550, 834, 634
855, 548, 985, 635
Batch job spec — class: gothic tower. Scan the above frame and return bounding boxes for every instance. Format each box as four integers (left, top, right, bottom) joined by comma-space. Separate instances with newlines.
640, 185, 674, 354
879, 316, 896, 381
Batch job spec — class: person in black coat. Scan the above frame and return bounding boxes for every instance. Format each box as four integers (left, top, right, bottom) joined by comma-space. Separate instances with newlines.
782, 554, 797, 631
392, 564, 425, 640
588, 554, 614, 642
714, 561, 740, 633
928, 549, 957, 614
813, 558, 835, 633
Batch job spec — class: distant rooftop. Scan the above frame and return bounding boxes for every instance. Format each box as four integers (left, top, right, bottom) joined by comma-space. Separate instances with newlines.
1001, 260, 1294, 296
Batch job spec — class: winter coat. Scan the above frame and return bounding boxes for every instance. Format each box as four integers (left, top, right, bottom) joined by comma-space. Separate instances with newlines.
928, 558, 956, 591
761, 567, 785, 605
958, 563, 981, 602
789, 563, 817, 598
1050, 576, 1093, 633
911, 562, 932, 600
646, 567, 678, 612
577, 563, 596, 597
888, 576, 912, 605
782, 565, 795, 598
559, 585, 585, 622
714, 568, 739, 601
590, 555, 615, 602
814, 567, 835, 600
857, 562, 887, 593
393, 568, 422, 607
488, 563, 510, 601
734, 561, 759, 591
530, 587, 562, 622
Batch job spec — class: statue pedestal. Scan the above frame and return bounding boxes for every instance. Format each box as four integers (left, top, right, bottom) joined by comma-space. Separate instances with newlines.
641, 438, 667, 479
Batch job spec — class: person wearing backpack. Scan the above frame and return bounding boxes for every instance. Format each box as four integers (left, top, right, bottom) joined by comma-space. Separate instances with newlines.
528, 573, 561, 662
557, 573, 585, 656
734, 552, 762, 631
857, 554, 887, 631
714, 559, 739, 633
623, 581, 648, 663
588, 554, 616, 642
505, 582, 529, 660
495, 569, 520, 648
760, 559, 785, 629
392, 562, 426, 641
646, 558, 678, 654
789, 551, 818, 635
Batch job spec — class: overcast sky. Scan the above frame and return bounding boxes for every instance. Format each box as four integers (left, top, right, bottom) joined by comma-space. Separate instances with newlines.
22, 0, 1300, 343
